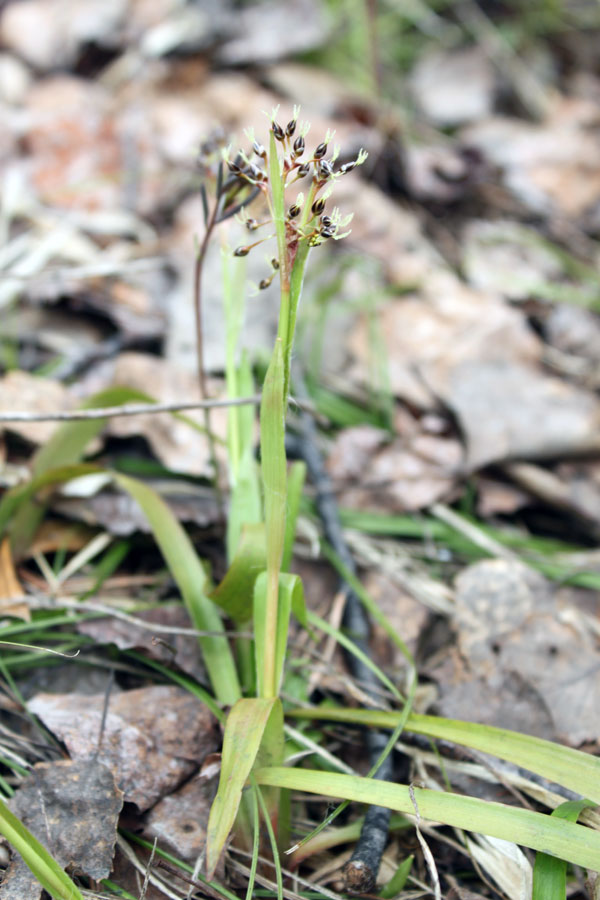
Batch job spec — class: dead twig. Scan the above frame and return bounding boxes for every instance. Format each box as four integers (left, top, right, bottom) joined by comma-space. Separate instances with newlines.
290, 367, 395, 894
0, 394, 261, 423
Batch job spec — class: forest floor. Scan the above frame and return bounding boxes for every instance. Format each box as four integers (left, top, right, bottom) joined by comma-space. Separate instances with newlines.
1, 2, 600, 898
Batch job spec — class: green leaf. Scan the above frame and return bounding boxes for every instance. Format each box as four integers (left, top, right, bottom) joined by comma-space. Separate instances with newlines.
206, 698, 282, 878
379, 855, 414, 899
282, 461, 305, 573
532, 799, 597, 900
286, 707, 600, 805
254, 767, 600, 871
259, 338, 287, 698
7, 387, 164, 557
0, 464, 103, 540
254, 572, 305, 696
0, 795, 83, 899
114, 473, 240, 707
226, 352, 262, 561
210, 523, 266, 622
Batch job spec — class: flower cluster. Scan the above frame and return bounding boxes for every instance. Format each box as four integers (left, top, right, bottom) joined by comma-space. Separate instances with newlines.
224, 106, 368, 285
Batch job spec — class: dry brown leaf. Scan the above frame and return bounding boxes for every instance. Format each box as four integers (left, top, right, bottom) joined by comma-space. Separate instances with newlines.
0, 53, 32, 105
29, 685, 220, 810
26, 519, 98, 557
431, 358, 600, 468
216, 0, 328, 65
1, 0, 127, 70
2, 759, 122, 900
327, 424, 462, 512
101, 352, 228, 475
475, 476, 530, 518
54, 482, 221, 534
410, 46, 495, 126
361, 570, 429, 667
22, 74, 165, 214
0, 370, 73, 445
461, 97, 600, 221
544, 304, 600, 362
338, 178, 442, 289
462, 219, 564, 300
348, 272, 541, 408
0, 537, 28, 621
77, 604, 207, 682
143, 761, 218, 862
434, 560, 600, 744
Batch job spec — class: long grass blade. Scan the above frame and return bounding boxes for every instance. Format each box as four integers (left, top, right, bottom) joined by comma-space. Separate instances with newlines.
532, 799, 596, 899
114, 473, 240, 706
286, 706, 600, 804
254, 767, 600, 871
206, 698, 282, 878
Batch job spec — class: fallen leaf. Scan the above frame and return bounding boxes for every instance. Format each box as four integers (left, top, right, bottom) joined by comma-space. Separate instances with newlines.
348, 271, 541, 408
143, 764, 218, 862
435, 560, 600, 744
1, 0, 127, 70
77, 604, 207, 682
216, 0, 329, 65
410, 46, 495, 127
361, 570, 429, 667
2, 759, 122, 900
0, 52, 32, 105
29, 685, 219, 810
338, 179, 442, 289
0, 370, 73, 445
475, 476, 530, 518
0, 537, 28, 621
54, 482, 221, 535
544, 304, 600, 362
431, 358, 600, 468
461, 97, 600, 222
462, 219, 565, 300
327, 424, 463, 512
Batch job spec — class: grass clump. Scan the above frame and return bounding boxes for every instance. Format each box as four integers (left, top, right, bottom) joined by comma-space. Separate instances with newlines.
1, 109, 600, 900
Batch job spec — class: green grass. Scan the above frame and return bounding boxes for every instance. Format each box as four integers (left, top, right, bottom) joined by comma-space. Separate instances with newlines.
2, 109, 600, 900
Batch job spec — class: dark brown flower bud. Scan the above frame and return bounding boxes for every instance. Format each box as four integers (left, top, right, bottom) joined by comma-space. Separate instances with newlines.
259, 276, 273, 289
319, 159, 333, 178
320, 226, 335, 238
272, 121, 285, 141
227, 159, 242, 174
253, 141, 266, 158
286, 118, 297, 137
297, 163, 310, 178
293, 135, 305, 157
246, 218, 259, 231
234, 246, 251, 257
311, 197, 326, 215
288, 203, 301, 218
320, 214, 332, 227
314, 141, 328, 159
339, 161, 356, 174
245, 163, 263, 180
271, 257, 280, 270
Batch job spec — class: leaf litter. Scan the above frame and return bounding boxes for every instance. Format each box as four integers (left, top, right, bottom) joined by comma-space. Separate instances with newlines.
2, 1, 600, 897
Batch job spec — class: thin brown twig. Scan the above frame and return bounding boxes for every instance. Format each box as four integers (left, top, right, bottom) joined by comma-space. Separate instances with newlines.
0, 395, 261, 423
